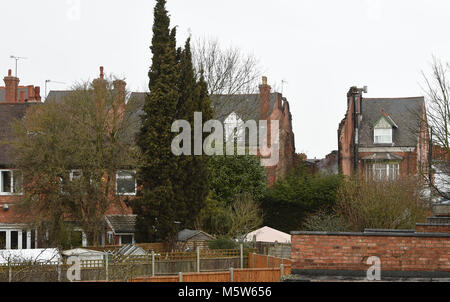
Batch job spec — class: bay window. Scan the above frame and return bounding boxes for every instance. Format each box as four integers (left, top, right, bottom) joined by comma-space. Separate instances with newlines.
367, 162, 400, 181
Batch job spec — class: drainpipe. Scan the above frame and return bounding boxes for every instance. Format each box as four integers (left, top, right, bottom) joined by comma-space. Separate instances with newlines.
352, 86, 368, 175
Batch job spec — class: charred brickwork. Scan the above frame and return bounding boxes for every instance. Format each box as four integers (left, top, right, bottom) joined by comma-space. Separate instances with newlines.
338, 86, 429, 179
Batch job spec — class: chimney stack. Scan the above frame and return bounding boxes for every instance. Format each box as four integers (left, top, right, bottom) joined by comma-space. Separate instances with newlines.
113, 79, 127, 104
34, 86, 41, 102
259, 76, 271, 120
19, 90, 25, 102
3, 69, 20, 103
93, 66, 107, 95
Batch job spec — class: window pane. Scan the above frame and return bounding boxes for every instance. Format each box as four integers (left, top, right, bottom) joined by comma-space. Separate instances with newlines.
0, 232, 5, 249
117, 171, 136, 194
1, 171, 11, 193
11, 231, 18, 250
121, 235, 133, 244
22, 231, 27, 249
374, 128, 392, 144
71, 170, 82, 180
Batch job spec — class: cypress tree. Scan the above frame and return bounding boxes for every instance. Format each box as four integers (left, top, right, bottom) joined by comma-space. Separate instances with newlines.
134, 1, 213, 246
173, 39, 213, 228
134, 0, 180, 245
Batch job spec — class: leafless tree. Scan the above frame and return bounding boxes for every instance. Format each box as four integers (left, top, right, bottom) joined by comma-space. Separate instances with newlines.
192, 37, 262, 120
421, 56, 450, 201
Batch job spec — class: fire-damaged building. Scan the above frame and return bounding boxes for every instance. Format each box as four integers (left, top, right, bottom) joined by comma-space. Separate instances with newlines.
338, 86, 429, 180
131, 76, 296, 186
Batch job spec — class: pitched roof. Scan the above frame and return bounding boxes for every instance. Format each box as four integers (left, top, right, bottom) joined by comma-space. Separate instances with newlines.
129, 92, 281, 123
0, 103, 40, 168
359, 97, 424, 147
105, 214, 136, 234
360, 152, 404, 161
245, 226, 291, 243
115, 244, 147, 256
45, 90, 74, 104
177, 229, 215, 242
210, 93, 279, 122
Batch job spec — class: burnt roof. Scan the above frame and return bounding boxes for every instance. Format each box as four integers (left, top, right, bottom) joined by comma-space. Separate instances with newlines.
129, 91, 281, 123
0, 103, 40, 168
359, 97, 425, 147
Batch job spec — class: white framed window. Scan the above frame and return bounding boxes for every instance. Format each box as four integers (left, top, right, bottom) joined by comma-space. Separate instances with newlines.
0, 170, 23, 195
374, 128, 392, 144
116, 170, 137, 196
224, 112, 245, 143
69, 170, 82, 181
60, 170, 84, 194
107, 231, 114, 245
367, 162, 400, 181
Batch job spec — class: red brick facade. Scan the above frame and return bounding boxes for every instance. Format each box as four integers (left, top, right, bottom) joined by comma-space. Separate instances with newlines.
259, 77, 296, 186
0, 68, 135, 249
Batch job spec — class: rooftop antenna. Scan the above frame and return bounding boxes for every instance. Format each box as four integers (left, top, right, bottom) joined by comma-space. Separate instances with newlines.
281, 79, 288, 94
9, 55, 28, 78
45, 79, 66, 101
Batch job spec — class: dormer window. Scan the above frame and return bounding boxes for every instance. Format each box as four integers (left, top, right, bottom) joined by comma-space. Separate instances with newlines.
374, 128, 392, 144
373, 109, 397, 144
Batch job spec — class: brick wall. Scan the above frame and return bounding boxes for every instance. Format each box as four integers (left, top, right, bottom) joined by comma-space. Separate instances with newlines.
291, 232, 450, 275
415, 224, 450, 233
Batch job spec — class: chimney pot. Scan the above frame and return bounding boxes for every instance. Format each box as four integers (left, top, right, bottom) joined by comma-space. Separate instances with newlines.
8, 69, 12, 77
100, 66, 104, 79
262, 76, 268, 85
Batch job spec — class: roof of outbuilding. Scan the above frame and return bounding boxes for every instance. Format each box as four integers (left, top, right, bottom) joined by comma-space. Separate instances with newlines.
177, 229, 215, 242
359, 97, 424, 147
105, 214, 137, 234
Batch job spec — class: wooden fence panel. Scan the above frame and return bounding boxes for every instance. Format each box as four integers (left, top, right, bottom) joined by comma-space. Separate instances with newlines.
129, 266, 291, 283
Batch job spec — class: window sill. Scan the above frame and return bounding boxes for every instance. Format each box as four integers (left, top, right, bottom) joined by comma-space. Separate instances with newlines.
116, 193, 137, 196
0, 193, 23, 196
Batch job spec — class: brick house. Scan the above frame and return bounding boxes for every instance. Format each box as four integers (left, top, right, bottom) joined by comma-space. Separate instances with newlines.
338, 86, 429, 180
0, 68, 137, 249
130, 76, 296, 186
0, 69, 42, 249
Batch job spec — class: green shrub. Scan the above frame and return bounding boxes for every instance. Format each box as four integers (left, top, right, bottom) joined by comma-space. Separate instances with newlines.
208, 237, 238, 250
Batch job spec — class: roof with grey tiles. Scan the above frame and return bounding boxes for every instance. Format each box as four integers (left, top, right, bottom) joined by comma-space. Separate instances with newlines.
358, 97, 425, 147
106, 215, 136, 234
129, 91, 280, 123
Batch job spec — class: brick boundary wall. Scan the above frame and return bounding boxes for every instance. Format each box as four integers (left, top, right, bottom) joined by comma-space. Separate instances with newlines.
415, 224, 450, 233
290, 231, 450, 278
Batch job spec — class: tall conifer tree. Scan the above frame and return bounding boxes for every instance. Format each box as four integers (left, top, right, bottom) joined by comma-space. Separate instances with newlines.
134, 0, 179, 245
173, 39, 212, 228
134, 1, 212, 246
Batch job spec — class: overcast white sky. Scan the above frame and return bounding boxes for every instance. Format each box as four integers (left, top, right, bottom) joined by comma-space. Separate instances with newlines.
1, 0, 450, 158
